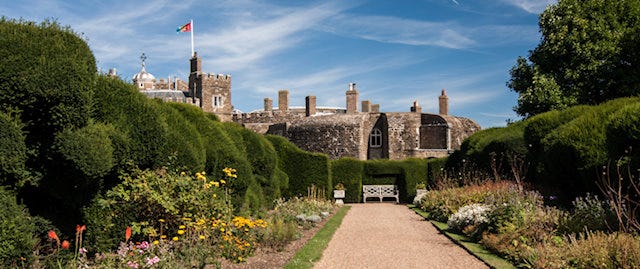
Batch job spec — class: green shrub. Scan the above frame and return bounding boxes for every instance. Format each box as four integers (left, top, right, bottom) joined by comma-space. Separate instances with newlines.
427, 157, 447, 188
558, 194, 617, 234
606, 102, 640, 162
158, 104, 206, 173
0, 18, 95, 145
47, 122, 115, 205
0, 187, 37, 267
0, 112, 29, 188
267, 135, 330, 199
330, 158, 364, 203
92, 75, 170, 169
84, 168, 231, 251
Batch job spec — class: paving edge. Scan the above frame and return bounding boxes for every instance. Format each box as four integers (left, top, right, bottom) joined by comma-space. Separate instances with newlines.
408, 205, 516, 269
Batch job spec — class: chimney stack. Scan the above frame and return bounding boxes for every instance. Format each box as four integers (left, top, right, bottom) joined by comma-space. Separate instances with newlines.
264, 98, 273, 112
439, 89, 449, 115
305, 95, 316, 116
411, 100, 422, 113
278, 90, 289, 113
362, 100, 371, 113
346, 83, 359, 114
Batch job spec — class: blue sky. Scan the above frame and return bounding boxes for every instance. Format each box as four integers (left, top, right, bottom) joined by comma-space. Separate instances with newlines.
1, 0, 556, 128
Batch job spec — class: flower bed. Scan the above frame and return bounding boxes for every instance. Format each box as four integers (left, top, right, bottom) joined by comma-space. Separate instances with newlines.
417, 180, 640, 268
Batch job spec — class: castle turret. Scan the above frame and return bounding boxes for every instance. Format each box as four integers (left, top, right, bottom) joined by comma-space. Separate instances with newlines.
439, 89, 449, 115
346, 83, 359, 114
132, 53, 156, 90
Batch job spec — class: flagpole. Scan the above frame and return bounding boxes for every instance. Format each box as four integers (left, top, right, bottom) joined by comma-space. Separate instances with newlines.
190, 19, 194, 57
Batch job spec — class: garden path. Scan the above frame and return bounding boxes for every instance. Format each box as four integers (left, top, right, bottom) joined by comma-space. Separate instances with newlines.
313, 203, 488, 269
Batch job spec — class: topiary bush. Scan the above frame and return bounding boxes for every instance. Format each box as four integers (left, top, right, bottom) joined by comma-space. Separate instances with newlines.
0, 187, 37, 267
606, 102, 640, 163
157, 103, 206, 173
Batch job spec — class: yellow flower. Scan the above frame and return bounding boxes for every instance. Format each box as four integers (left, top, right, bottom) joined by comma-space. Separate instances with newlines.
220, 228, 225, 232
172, 236, 179, 241
199, 235, 206, 240
220, 179, 226, 185
213, 194, 217, 198
158, 219, 165, 223
160, 235, 167, 239
177, 230, 185, 235
179, 225, 186, 229
212, 181, 220, 187
153, 240, 159, 245
180, 172, 186, 176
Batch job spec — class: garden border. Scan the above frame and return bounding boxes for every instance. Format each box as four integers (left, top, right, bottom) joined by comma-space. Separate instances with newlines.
408, 205, 516, 269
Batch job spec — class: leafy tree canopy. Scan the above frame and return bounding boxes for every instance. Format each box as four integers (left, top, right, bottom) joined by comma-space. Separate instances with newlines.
508, 0, 640, 117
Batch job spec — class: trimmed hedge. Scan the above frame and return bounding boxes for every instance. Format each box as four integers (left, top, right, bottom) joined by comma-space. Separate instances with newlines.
266, 135, 330, 199
361, 159, 428, 202
0, 112, 28, 189
157, 103, 206, 173
330, 158, 364, 203
606, 102, 640, 163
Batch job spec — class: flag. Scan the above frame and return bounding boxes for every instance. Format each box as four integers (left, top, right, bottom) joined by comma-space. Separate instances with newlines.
177, 22, 191, 32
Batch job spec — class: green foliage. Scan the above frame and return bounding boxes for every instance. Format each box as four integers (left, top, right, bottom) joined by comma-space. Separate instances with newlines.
0, 18, 95, 142
0, 187, 37, 267
47, 122, 115, 206
157, 104, 206, 173
508, 0, 640, 117
330, 158, 364, 203
606, 102, 640, 161
559, 194, 617, 234
360, 159, 428, 202
0, 112, 29, 189
266, 135, 330, 199
84, 168, 231, 251
427, 157, 447, 188
540, 98, 640, 199
92, 75, 170, 169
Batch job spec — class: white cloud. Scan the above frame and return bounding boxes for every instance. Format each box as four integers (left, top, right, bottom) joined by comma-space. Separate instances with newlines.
502, 0, 556, 14
323, 15, 475, 49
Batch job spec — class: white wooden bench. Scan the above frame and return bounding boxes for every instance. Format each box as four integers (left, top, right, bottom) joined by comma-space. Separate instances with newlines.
362, 185, 399, 203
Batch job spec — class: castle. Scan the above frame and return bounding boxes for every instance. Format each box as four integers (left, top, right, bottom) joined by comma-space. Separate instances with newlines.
125, 54, 481, 160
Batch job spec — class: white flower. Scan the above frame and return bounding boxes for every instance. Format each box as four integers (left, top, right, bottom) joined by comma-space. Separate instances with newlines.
447, 203, 491, 232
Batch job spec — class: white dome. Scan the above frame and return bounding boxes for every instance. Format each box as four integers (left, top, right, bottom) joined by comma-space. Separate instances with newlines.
132, 66, 156, 82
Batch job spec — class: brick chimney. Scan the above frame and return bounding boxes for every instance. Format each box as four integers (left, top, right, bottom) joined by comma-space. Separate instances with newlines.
306, 95, 316, 116
264, 98, 273, 112
361, 100, 371, 113
278, 90, 289, 113
439, 89, 449, 115
346, 83, 359, 114
411, 100, 422, 113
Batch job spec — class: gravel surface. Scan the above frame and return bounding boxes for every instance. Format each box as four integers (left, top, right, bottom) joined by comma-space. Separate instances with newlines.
313, 203, 488, 269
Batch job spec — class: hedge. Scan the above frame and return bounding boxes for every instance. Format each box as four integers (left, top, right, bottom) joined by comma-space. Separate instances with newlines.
330, 158, 364, 203
158, 103, 206, 173
266, 135, 330, 199
0, 112, 28, 189
606, 102, 640, 163
0, 188, 37, 267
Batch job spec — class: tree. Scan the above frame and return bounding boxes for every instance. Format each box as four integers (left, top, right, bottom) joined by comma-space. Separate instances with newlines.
508, 0, 640, 117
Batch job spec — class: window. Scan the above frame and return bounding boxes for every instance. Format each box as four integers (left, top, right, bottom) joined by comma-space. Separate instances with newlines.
369, 128, 382, 148
212, 95, 223, 108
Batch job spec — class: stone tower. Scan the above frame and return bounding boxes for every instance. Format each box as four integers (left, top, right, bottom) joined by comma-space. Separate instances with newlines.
439, 89, 449, 115
346, 83, 359, 114
189, 52, 233, 121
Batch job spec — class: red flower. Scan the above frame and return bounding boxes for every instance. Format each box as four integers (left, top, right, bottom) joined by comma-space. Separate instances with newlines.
61, 240, 70, 250
125, 226, 132, 242
76, 224, 86, 233
47, 230, 58, 241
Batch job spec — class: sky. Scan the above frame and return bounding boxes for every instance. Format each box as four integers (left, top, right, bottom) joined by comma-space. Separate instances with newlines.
1, 0, 556, 128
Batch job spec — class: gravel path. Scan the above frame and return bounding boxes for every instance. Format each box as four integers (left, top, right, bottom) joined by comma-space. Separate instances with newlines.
313, 203, 488, 269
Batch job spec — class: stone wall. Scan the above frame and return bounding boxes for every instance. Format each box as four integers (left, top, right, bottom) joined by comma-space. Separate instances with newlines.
281, 114, 368, 160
